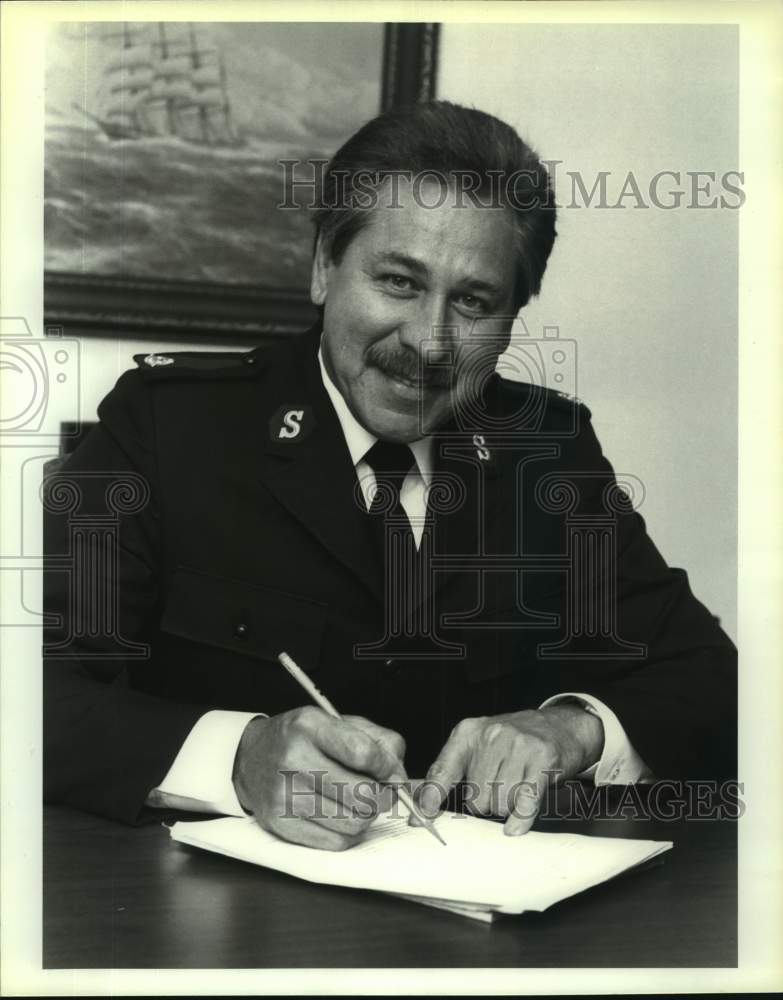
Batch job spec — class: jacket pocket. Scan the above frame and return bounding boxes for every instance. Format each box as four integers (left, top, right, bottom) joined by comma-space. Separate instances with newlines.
160, 565, 327, 672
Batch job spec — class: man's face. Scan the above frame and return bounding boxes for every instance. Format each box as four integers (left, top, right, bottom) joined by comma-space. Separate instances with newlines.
312, 179, 519, 442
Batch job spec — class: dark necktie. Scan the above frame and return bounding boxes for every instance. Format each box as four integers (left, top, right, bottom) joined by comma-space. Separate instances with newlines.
363, 439, 416, 541
362, 440, 432, 648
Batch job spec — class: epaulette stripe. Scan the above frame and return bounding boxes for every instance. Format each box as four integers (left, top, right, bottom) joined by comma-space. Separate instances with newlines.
132, 350, 265, 379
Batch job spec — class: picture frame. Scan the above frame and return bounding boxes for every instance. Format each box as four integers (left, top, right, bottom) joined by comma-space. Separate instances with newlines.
44, 22, 440, 343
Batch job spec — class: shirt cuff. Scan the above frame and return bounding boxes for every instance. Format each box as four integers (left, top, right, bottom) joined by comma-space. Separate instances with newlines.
539, 692, 654, 784
147, 709, 266, 816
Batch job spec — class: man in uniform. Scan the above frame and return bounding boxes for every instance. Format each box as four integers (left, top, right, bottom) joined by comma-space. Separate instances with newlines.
44, 101, 736, 849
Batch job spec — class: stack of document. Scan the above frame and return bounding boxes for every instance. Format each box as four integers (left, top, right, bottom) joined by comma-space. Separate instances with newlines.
170, 810, 672, 922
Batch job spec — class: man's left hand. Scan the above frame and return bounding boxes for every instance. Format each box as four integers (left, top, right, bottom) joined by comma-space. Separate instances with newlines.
416, 704, 604, 835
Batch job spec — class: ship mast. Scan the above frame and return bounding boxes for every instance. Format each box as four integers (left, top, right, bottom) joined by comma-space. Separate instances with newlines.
154, 23, 178, 136
178, 24, 238, 146
187, 24, 210, 144
218, 52, 238, 145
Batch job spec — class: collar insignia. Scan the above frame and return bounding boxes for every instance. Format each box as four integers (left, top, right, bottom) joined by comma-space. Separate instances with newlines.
269, 404, 314, 443
472, 433, 491, 461
143, 353, 174, 367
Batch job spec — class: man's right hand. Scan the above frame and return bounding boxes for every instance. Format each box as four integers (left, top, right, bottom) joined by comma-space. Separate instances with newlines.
232, 707, 407, 850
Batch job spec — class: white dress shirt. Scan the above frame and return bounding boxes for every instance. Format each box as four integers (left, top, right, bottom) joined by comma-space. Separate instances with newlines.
148, 349, 651, 815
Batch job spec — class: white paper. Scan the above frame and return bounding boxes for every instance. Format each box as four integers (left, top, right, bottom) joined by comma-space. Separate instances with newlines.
170, 810, 672, 915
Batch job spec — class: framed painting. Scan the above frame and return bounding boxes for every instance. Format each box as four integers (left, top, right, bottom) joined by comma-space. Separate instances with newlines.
43, 22, 439, 341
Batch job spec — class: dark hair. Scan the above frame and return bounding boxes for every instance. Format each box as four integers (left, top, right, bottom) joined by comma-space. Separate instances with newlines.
312, 100, 557, 309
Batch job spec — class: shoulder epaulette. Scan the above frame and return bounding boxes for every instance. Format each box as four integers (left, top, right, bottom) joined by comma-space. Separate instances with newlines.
497, 377, 592, 419
132, 349, 266, 381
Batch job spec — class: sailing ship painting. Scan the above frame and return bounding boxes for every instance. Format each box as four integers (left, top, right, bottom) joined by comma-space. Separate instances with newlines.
45, 21, 383, 285
73, 22, 242, 146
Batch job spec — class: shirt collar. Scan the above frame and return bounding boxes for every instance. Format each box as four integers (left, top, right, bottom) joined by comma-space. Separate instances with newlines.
317, 345, 433, 483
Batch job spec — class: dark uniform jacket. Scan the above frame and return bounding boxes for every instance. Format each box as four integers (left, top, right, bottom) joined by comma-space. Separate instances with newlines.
43, 325, 737, 823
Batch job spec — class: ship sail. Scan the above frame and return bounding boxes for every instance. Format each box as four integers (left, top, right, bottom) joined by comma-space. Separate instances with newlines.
106, 69, 155, 91
153, 54, 193, 77
189, 90, 225, 108
105, 44, 153, 73
75, 21, 242, 146
102, 92, 148, 116
149, 78, 194, 101
192, 65, 221, 88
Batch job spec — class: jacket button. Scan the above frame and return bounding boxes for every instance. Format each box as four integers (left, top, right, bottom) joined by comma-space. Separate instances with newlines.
234, 623, 250, 639
384, 658, 395, 668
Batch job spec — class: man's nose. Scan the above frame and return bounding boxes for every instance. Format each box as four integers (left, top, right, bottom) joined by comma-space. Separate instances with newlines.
396, 295, 456, 363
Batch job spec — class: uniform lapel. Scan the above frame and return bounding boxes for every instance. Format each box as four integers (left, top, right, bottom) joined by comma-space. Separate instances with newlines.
257, 328, 383, 603
426, 384, 507, 603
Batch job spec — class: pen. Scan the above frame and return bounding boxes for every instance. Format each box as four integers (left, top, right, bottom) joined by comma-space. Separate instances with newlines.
277, 651, 447, 847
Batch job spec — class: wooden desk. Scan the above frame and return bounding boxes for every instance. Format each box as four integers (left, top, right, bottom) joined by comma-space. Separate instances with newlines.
44, 789, 737, 968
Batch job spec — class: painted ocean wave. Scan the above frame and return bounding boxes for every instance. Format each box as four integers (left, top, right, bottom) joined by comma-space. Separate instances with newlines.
45, 123, 317, 286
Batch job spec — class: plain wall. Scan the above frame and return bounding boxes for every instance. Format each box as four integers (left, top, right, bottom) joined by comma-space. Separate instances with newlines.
438, 23, 738, 639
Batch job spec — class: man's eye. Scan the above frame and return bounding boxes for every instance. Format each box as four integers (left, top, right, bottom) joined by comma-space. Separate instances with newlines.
456, 294, 488, 313
383, 274, 416, 292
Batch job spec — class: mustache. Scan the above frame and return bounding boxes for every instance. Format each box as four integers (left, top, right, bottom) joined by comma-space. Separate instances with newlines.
365, 344, 453, 388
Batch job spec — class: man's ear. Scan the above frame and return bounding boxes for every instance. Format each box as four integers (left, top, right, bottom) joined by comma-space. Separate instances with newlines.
310, 233, 331, 307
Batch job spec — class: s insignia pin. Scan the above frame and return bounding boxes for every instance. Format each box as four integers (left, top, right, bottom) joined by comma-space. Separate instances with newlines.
279, 409, 304, 439
269, 404, 314, 443
144, 353, 174, 367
